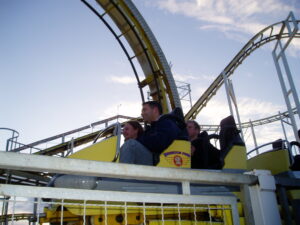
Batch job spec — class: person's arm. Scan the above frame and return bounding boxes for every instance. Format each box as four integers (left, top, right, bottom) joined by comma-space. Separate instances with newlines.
138, 119, 180, 153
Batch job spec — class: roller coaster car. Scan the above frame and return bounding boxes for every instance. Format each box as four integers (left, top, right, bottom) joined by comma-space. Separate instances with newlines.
44, 115, 249, 225
68, 107, 191, 168
68, 112, 251, 171
247, 140, 291, 175
246, 136, 300, 224
194, 115, 246, 170
215, 115, 247, 170
246, 139, 300, 175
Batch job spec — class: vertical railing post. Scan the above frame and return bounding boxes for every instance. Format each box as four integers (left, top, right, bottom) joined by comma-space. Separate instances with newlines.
243, 170, 281, 225
250, 120, 258, 155
222, 71, 234, 116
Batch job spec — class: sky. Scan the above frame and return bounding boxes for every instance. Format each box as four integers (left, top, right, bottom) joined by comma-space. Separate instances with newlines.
1, 0, 300, 152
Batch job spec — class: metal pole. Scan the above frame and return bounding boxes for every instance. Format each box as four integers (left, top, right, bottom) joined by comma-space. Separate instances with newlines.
188, 84, 192, 109
2, 131, 15, 225
250, 120, 258, 154
281, 48, 300, 117
229, 79, 245, 142
272, 48, 300, 144
272, 11, 300, 143
222, 71, 234, 116
279, 112, 288, 142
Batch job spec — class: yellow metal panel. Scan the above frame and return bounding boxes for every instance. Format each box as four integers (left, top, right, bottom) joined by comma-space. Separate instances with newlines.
43, 203, 241, 225
49, 202, 214, 217
68, 136, 117, 162
287, 190, 300, 200
157, 140, 191, 168
247, 149, 290, 175
40, 208, 81, 224
149, 220, 223, 225
224, 145, 247, 169
91, 213, 144, 225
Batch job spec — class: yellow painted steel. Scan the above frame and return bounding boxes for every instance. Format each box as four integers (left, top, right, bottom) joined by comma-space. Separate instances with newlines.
42, 203, 242, 225
247, 149, 290, 175
157, 140, 191, 168
288, 190, 300, 200
40, 209, 83, 224
223, 145, 247, 170
90, 213, 144, 225
96, 0, 179, 113
60, 202, 210, 217
149, 221, 224, 225
68, 136, 118, 162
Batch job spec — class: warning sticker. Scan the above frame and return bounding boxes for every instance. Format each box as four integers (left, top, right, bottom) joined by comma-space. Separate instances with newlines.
173, 155, 183, 167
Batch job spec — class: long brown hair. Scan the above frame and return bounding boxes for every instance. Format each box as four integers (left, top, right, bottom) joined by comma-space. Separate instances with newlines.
126, 120, 144, 137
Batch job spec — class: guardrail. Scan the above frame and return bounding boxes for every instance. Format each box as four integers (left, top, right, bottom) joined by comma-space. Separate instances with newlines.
0, 151, 284, 224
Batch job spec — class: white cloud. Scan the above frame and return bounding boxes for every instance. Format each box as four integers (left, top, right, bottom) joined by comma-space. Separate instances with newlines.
193, 96, 289, 151
288, 39, 300, 58
173, 73, 199, 82
238, 97, 283, 120
108, 75, 136, 84
173, 72, 215, 82
154, 0, 299, 50
99, 101, 141, 119
196, 97, 283, 124
245, 123, 284, 152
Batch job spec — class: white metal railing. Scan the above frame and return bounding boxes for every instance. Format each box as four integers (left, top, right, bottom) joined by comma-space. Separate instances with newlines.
0, 151, 282, 225
7, 115, 134, 155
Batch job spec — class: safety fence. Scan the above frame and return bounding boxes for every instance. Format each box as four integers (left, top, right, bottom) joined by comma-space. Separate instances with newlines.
0, 151, 282, 225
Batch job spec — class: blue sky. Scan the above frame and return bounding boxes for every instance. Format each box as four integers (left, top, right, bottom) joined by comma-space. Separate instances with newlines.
1, 0, 299, 150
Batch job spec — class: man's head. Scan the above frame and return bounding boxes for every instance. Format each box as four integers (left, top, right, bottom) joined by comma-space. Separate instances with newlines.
186, 120, 200, 141
141, 101, 162, 123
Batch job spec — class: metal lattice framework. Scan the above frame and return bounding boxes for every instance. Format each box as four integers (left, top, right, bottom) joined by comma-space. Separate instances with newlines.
185, 19, 300, 120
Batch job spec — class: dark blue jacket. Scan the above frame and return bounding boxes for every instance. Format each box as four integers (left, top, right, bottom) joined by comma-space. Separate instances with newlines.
137, 114, 185, 154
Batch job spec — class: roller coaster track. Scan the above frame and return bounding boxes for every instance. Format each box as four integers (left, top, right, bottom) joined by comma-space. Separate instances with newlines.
82, 0, 181, 112
185, 19, 300, 120
200, 107, 298, 132
2, 2, 299, 186
5, 2, 299, 157
87, 0, 299, 121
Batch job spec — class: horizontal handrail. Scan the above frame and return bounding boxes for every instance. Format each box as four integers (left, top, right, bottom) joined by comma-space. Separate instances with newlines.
0, 152, 257, 186
0, 184, 237, 205
11, 115, 135, 152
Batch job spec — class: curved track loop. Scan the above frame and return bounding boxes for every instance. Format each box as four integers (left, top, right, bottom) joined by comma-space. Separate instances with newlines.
185, 20, 300, 120
95, 0, 181, 112
200, 107, 298, 132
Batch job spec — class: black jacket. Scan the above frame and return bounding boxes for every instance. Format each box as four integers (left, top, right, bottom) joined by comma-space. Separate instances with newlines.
191, 131, 222, 169
137, 114, 184, 154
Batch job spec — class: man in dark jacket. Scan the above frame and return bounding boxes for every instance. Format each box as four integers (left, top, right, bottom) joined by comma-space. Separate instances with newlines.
119, 101, 182, 165
187, 120, 221, 169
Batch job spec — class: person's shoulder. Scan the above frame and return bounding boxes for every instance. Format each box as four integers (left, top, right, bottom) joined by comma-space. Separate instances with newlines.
158, 114, 177, 125
198, 131, 208, 138
158, 114, 171, 121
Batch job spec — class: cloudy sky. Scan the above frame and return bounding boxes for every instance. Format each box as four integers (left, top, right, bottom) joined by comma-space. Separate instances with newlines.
1, 0, 299, 151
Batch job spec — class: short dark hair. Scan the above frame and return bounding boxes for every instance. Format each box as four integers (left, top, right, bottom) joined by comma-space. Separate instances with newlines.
126, 120, 144, 137
187, 120, 200, 131
143, 101, 163, 115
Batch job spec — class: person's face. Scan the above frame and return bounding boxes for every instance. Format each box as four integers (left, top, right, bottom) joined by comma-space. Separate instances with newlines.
123, 123, 138, 141
186, 122, 199, 139
141, 104, 157, 123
